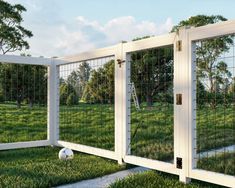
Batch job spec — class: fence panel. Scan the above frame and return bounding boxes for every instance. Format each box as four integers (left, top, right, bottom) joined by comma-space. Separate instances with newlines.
128, 46, 174, 162
0, 63, 48, 144
194, 34, 235, 177
188, 21, 235, 187
121, 35, 178, 175
58, 56, 115, 151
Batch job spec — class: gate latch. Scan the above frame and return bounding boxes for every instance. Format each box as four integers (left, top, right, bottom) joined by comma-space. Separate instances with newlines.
117, 59, 125, 68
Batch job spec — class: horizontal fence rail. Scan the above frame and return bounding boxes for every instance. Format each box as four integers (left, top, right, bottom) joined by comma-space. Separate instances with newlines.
0, 19, 235, 188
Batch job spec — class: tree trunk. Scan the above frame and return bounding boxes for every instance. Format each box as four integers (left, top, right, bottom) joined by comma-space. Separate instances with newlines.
17, 99, 21, 108
146, 94, 153, 107
29, 98, 33, 109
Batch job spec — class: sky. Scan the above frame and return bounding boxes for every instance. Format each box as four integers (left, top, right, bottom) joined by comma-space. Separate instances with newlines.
7, 0, 235, 58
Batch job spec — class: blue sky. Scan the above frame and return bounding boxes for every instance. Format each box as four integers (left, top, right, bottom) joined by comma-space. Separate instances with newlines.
8, 0, 235, 57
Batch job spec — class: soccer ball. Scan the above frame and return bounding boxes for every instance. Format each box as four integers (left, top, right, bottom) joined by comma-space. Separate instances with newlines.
59, 148, 74, 160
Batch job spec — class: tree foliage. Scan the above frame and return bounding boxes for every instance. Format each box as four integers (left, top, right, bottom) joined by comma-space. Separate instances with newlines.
173, 15, 234, 108
60, 82, 78, 106
67, 61, 91, 97
0, 63, 47, 108
131, 47, 173, 106
81, 60, 114, 104
0, 0, 33, 54
0, 1, 37, 108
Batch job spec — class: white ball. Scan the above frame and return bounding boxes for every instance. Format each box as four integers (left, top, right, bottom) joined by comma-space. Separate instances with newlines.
59, 148, 74, 160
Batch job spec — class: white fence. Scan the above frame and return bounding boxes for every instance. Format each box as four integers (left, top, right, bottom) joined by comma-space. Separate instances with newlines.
0, 20, 235, 187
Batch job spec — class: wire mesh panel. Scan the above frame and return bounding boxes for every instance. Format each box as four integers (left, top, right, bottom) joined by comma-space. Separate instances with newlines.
0, 63, 48, 143
195, 34, 235, 176
59, 56, 115, 151
128, 46, 174, 162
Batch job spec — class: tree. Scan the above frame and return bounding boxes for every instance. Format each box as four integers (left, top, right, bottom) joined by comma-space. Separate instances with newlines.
131, 46, 173, 107
0, 0, 33, 54
81, 60, 114, 104
0, 62, 47, 108
172, 15, 233, 108
60, 82, 78, 105
67, 61, 91, 97
0, 1, 36, 108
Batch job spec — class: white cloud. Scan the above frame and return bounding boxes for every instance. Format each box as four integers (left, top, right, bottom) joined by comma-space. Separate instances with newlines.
73, 16, 174, 45
11, 15, 174, 58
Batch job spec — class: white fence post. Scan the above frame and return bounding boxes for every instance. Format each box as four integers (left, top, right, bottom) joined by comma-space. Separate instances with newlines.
115, 42, 124, 164
174, 27, 191, 183
47, 60, 60, 146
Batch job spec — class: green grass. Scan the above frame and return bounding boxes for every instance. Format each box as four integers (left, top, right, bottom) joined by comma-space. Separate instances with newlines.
1, 102, 233, 156
109, 171, 225, 188
0, 147, 125, 188
197, 152, 235, 176
0, 147, 232, 187
0, 103, 47, 143
130, 102, 174, 161
0, 101, 234, 182
60, 103, 115, 150
197, 105, 235, 152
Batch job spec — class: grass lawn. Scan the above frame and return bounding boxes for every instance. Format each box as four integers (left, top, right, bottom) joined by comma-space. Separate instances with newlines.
197, 152, 235, 176
109, 171, 225, 188
0, 102, 234, 179
0, 103, 47, 143
60, 103, 115, 150
0, 147, 125, 188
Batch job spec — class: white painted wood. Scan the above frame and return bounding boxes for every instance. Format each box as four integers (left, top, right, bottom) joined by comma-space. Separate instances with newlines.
174, 27, 191, 183
0, 140, 50, 150
57, 45, 117, 65
47, 60, 59, 145
124, 155, 179, 175
0, 54, 65, 66
188, 19, 235, 41
115, 43, 124, 164
123, 33, 176, 53
191, 169, 235, 188
57, 141, 118, 161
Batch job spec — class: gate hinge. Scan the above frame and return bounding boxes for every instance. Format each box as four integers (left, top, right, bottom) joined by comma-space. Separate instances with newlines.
176, 40, 182, 51
117, 59, 125, 68
176, 157, 182, 169
176, 94, 182, 105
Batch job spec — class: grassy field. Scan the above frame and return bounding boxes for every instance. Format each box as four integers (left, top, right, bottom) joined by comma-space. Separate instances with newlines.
0, 102, 234, 179
60, 103, 115, 150
0, 147, 125, 188
0, 147, 231, 187
130, 103, 174, 161
197, 104, 235, 152
0, 103, 47, 143
109, 170, 225, 188
197, 152, 235, 176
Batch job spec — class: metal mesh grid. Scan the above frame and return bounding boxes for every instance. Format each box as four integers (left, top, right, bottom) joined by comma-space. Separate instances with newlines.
195, 34, 235, 176
59, 56, 115, 151
129, 46, 174, 162
0, 63, 47, 143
